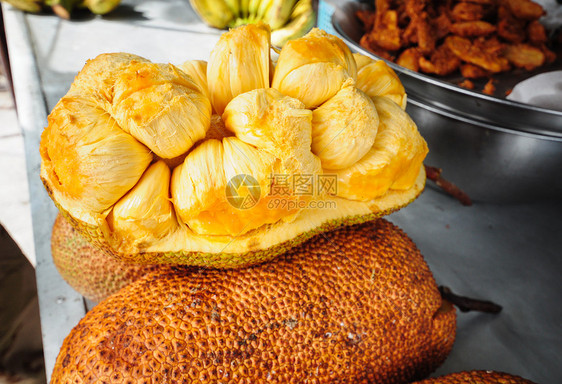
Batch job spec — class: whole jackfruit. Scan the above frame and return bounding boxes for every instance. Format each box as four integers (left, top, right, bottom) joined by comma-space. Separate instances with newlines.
412, 370, 537, 383
50, 220, 456, 383
51, 214, 164, 303
40, 26, 428, 267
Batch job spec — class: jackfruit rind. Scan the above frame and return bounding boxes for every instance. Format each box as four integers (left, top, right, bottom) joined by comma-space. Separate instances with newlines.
51, 219, 456, 383
47, 167, 424, 268
51, 214, 165, 303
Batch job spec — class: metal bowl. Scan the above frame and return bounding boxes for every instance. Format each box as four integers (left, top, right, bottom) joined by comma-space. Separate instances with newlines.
332, 2, 562, 202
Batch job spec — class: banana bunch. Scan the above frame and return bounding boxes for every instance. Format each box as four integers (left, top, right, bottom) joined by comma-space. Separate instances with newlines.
1, 0, 121, 18
190, 0, 315, 46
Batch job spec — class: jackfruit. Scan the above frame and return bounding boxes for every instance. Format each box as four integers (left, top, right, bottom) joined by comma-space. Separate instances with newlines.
412, 370, 537, 383
179, 59, 209, 100
111, 61, 211, 159
328, 96, 428, 201
272, 28, 358, 109
50, 220, 456, 383
51, 214, 163, 303
207, 22, 271, 114
353, 53, 407, 109
40, 25, 428, 267
311, 80, 379, 170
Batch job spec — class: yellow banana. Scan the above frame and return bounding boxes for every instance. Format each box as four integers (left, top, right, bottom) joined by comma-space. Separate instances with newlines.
83, 0, 120, 14
45, 0, 81, 19
263, 0, 297, 30
270, 0, 314, 47
256, 0, 272, 21
224, 0, 239, 15
1, 0, 43, 13
240, 0, 249, 18
189, 0, 235, 29
248, 0, 260, 21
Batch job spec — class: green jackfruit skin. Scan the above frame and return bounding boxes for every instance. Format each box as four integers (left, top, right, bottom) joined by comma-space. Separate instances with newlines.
413, 370, 537, 383
51, 219, 456, 383
51, 214, 167, 303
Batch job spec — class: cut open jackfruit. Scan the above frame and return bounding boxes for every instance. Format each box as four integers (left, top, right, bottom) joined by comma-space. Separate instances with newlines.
40, 26, 428, 268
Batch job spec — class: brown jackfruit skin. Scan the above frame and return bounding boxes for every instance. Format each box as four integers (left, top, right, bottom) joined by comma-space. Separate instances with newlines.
51, 219, 456, 383
51, 214, 166, 303
413, 370, 537, 383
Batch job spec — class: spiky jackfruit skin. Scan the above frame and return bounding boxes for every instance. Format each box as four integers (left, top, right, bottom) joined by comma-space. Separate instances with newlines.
51, 219, 456, 383
45, 168, 424, 268
51, 214, 165, 302
413, 371, 536, 383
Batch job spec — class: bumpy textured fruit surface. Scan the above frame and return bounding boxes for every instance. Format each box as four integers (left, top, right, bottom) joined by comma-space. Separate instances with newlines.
413, 370, 537, 383
51, 214, 165, 302
40, 25, 428, 267
50, 219, 456, 383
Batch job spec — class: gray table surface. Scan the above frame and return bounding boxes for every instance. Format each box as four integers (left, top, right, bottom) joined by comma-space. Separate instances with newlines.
3, 1, 561, 382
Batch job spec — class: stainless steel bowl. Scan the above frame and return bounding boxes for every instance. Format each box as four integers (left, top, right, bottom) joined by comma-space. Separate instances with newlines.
332, 2, 562, 202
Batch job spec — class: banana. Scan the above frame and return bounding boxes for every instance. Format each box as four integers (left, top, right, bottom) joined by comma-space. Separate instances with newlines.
82, 0, 120, 14
189, 0, 235, 29
270, 0, 314, 47
1, 0, 43, 13
224, 0, 239, 15
290, 0, 311, 18
263, 0, 297, 30
240, 0, 249, 18
45, 0, 82, 19
255, 0, 273, 21
248, 0, 260, 21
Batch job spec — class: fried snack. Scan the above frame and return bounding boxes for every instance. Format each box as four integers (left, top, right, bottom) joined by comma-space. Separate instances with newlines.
357, 0, 558, 97
505, 0, 545, 20
450, 21, 496, 37
482, 78, 496, 96
419, 44, 461, 76
445, 36, 504, 73
504, 43, 545, 70
451, 2, 485, 22
397, 47, 421, 72
460, 63, 490, 79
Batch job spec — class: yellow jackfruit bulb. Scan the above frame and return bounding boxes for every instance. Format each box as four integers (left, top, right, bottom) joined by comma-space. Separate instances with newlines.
311, 81, 379, 170
207, 22, 271, 115
179, 59, 209, 100
39, 96, 153, 224
171, 139, 226, 227
68, 53, 149, 103
172, 137, 289, 236
112, 61, 211, 159
272, 28, 357, 109
353, 52, 374, 70
108, 161, 178, 253
222, 88, 321, 177
353, 53, 407, 109
328, 96, 428, 201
